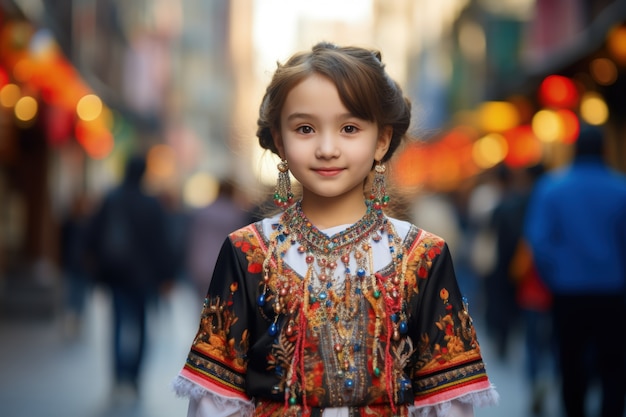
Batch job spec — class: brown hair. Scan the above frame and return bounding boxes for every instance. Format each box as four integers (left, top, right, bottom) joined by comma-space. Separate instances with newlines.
256, 42, 412, 163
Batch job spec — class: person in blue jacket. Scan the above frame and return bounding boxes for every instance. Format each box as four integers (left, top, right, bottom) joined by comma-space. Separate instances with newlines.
524, 123, 626, 417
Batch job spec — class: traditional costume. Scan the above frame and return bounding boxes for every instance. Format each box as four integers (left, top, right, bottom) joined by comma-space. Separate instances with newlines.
174, 202, 497, 416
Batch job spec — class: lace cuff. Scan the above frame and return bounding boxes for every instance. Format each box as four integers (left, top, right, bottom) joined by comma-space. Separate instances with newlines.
172, 375, 255, 416
411, 385, 499, 417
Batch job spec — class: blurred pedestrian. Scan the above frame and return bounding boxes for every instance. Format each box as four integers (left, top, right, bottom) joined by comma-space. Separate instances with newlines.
482, 164, 521, 360
506, 164, 554, 415
185, 180, 248, 300
524, 124, 626, 417
59, 192, 93, 338
160, 189, 191, 286
86, 154, 175, 403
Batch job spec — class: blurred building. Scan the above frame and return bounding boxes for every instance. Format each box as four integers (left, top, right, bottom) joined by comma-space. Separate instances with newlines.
0, 0, 625, 315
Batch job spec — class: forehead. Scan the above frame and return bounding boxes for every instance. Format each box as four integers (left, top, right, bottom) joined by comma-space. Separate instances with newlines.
282, 74, 347, 115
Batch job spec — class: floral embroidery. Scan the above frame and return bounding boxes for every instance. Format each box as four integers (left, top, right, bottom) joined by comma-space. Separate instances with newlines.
192, 295, 248, 371
231, 227, 265, 274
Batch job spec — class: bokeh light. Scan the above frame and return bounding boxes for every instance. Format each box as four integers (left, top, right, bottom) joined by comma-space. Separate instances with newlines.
556, 109, 580, 144
579, 91, 609, 125
0, 83, 20, 107
538, 75, 578, 109
589, 58, 618, 86
606, 24, 626, 64
76, 94, 103, 122
503, 125, 543, 168
472, 133, 508, 169
478, 101, 520, 133
75, 118, 114, 159
183, 172, 219, 208
14, 95, 37, 122
532, 109, 562, 143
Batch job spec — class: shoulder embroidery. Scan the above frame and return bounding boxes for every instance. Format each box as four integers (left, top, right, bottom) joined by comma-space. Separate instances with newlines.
405, 228, 445, 284
229, 224, 267, 274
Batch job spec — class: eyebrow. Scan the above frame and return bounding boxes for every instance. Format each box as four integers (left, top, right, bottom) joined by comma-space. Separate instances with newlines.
286, 112, 313, 122
285, 112, 356, 122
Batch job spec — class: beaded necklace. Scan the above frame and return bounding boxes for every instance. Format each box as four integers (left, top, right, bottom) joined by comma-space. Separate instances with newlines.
260, 201, 409, 409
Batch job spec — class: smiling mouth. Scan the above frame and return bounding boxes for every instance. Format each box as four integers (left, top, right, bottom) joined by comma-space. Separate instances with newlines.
314, 168, 344, 177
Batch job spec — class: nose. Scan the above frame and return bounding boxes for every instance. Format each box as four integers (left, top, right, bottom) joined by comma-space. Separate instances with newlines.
315, 131, 340, 159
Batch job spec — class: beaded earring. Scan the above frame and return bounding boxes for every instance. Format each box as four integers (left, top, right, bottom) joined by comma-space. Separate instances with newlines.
369, 161, 389, 210
273, 159, 293, 208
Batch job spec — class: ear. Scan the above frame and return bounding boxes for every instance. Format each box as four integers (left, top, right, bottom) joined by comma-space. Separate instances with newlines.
374, 126, 392, 161
272, 128, 285, 159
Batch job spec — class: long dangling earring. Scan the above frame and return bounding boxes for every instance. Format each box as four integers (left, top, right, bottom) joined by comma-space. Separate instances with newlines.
274, 159, 293, 208
369, 161, 389, 210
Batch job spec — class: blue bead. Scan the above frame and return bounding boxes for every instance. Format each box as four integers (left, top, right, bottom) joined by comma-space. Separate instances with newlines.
268, 323, 279, 336
399, 321, 408, 334
257, 293, 266, 306
319, 292, 327, 300
344, 378, 354, 389
391, 313, 399, 323
357, 268, 366, 277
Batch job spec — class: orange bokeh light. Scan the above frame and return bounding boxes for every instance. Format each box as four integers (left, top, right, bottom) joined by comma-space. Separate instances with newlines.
503, 125, 543, 168
393, 128, 478, 191
556, 109, 580, 144
75, 119, 114, 159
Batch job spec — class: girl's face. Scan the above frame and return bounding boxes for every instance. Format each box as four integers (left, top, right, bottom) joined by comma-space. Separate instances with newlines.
274, 74, 391, 206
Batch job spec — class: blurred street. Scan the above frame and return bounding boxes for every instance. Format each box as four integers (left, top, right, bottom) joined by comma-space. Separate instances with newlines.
0, 279, 571, 417
0, 281, 201, 417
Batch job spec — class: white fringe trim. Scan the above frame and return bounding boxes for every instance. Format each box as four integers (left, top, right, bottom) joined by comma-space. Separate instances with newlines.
171, 375, 255, 415
411, 385, 499, 417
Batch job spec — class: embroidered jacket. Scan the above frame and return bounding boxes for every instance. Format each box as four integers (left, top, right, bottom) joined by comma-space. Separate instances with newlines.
175, 214, 494, 417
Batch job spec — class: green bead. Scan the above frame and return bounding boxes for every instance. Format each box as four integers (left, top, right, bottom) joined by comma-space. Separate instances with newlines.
373, 290, 381, 299
374, 367, 381, 377
289, 397, 297, 405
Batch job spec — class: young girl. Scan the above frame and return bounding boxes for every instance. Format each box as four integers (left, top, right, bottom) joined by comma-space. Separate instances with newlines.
173, 42, 498, 417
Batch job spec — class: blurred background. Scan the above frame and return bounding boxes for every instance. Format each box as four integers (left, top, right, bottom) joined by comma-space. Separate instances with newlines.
1, 0, 625, 416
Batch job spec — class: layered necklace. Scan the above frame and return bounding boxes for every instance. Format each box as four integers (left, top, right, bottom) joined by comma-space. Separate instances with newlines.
260, 201, 408, 408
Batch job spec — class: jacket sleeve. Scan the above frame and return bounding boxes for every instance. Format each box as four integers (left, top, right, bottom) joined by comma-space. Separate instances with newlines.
174, 231, 257, 404
409, 235, 497, 409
